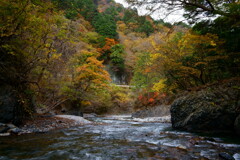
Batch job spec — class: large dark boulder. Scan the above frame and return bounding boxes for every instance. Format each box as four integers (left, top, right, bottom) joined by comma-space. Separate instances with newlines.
170, 78, 240, 134
0, 85, 19, 124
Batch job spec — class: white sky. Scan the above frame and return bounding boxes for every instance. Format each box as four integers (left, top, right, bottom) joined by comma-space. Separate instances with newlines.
114, 0, 186, 24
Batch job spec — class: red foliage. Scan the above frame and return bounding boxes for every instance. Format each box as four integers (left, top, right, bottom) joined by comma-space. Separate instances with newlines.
138, 95, 143, 101
135, 92, 168, 109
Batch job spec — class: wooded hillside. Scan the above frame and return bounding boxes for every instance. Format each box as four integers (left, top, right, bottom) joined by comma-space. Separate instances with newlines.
0, 0, 239, 124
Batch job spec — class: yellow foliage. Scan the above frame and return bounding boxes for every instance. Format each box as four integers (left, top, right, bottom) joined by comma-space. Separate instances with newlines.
152, 79, 166, 92
51, 53, 62, 59
81, 100, 91, 106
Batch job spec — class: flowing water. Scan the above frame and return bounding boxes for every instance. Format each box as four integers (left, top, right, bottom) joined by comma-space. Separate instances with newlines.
0, 115, 240, 160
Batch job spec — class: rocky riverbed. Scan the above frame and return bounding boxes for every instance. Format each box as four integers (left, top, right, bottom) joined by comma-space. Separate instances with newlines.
0, 115, 92, 136
0, 115, 240, 160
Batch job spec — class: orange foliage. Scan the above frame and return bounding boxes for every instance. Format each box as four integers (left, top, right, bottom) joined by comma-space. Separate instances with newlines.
148, 98, 154, 103
153, 92, 159, 98
97, 38, 118, 54
144, 68, 151, 73
74, 55, 110, 90
136, 92, 167, 109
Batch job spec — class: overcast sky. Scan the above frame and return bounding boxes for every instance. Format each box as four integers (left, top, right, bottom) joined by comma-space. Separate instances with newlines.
114, 0, 186, 24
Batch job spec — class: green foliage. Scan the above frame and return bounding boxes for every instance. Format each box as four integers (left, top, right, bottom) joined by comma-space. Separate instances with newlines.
154, 19, 174, 29
193, 17, 240, 52
136, 21, 154, 36
52, 0, 97, 21
110, 44, 125, 72
81, 32, 102, 46
105, 6, 120, 21
193, 17, 240, 77
122, 9, 154, 36
65, 9, 78, 20
92, 13, 118, 38
123, 9, 138, 23
131, 52, 158, 90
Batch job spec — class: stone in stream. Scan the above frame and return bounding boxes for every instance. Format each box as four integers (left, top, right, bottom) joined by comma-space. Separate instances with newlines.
54, 115, 92, 124
219, 152, 235, 160
7, 123, 17, 129
234, 114, 240, 135
0, 123, 21, 135
233, 153, 240, 160
9, 127, 22, 135
83, 113, 97, 118
0, 123, 10, 133
0, 133, 11, 136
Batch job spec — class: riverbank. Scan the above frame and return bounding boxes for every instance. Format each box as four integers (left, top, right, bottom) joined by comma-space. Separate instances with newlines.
0, 115, 92, 136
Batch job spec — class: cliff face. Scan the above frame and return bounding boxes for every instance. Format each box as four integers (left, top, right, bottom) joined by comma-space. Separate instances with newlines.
170, 78, 240, 135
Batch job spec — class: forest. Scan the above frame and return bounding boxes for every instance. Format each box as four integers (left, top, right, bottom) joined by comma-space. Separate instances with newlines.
0, 0, 240, 131
0, 0, 240, 159
0, 0, 240, 120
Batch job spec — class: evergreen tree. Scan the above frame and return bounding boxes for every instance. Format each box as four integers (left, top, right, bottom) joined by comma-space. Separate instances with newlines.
92, 13, 118, 38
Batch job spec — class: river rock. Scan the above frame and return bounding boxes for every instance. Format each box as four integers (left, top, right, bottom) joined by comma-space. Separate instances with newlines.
233, 153, 240, 160
9, 127, 22, 135
7, 123, 17, 129
54, 115, 92, 124
0, 123, 10, 133
219, 152, 235, 160
234, 114, 240, 135
170, 78, 240, 134
68, 110, 83, 117
83, 113, 97, 118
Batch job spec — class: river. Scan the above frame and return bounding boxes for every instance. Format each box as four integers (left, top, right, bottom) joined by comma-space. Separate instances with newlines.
0, 115, 240, 160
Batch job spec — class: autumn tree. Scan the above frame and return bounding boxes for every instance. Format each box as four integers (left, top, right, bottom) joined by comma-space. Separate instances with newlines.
97, 38, 118, 61
0, 0, 71, 122
149, 32, 227, 92
61, 50, 111, 110
131, 52, 157, 90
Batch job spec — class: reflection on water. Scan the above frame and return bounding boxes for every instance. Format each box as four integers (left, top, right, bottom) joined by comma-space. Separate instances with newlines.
0, 115, 240, 160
